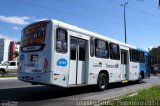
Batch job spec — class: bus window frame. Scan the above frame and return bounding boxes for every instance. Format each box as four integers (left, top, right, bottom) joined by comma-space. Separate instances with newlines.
139, 51, 145, 63
95, 39, 109, 59
56, 28, 68, 54
130, 49, 139, 62
90, 37, 95, 57
109, 43, 120, 60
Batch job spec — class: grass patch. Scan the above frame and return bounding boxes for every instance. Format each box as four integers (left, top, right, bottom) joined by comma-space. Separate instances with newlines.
0, 75, 17, 78
107, 85, 160, 106
121, 85, 160, 100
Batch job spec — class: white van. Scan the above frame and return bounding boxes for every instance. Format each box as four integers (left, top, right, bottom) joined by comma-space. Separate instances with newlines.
0, 61, 18, 76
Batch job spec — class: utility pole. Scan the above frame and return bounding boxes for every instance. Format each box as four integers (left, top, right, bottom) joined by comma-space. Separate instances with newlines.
121, 2, 128, 43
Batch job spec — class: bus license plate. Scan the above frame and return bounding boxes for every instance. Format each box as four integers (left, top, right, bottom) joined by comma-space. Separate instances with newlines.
31, 55, 38, 62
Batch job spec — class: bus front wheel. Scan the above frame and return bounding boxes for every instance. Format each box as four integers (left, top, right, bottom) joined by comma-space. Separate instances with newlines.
97, 73, 108, 91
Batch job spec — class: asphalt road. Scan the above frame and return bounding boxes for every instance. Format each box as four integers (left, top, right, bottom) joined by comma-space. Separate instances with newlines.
0, 76, 160, 106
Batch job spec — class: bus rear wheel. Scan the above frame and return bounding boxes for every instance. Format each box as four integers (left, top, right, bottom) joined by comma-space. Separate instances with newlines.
97, 73, 108, 91
137, 74, 143, 84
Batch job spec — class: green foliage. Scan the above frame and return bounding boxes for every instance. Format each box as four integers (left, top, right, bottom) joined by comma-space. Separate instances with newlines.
149, 46, 160, 65
121, 85, 160, 100
109, 86, 160, 106
13, 51, 19, 59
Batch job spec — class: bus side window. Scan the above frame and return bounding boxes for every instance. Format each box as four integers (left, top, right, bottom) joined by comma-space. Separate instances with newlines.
56, 28, 68, 53
139, 51, 145, 63
109, 43, 120, 60
95, 39, 109, 59
130, 49, 138, 62
90, 37, 95, 57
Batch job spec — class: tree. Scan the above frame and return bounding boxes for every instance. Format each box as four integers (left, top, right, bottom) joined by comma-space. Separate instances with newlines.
149, 46, 160, 64
13, 51, 19, 60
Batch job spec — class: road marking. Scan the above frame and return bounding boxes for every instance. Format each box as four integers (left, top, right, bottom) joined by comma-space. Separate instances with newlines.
0, 77, 17, 80
127, 93, 138, 97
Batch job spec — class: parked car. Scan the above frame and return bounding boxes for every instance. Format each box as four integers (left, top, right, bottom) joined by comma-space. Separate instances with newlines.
0, 61, 18, 77
150, 64, 160, 75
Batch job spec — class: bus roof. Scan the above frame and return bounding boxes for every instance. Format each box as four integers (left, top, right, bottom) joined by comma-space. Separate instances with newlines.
136, 48, 148, 53
41, 19, 145, 50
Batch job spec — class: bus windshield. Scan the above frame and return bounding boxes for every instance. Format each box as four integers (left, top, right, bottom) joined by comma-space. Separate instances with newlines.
21, 21, 48, 47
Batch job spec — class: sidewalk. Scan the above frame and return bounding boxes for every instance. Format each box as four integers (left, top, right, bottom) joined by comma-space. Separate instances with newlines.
0, 77, 17, 80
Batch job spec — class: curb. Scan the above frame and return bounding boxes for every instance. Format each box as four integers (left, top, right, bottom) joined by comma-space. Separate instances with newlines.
0, 77, 17, 80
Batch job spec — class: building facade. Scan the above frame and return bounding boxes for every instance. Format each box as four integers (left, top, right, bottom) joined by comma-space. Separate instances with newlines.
0, 38, 19, 64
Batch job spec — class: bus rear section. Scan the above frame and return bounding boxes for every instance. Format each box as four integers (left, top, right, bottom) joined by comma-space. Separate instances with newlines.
52, 27, 90, 87
18, 21, 53, 85
130, 49, 150, 83
139, 51, 150, 80
18, 20, 90, 87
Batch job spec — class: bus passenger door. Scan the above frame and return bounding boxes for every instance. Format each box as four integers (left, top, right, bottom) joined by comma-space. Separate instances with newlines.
121, 49, 129, 81
77, 39, 87, 84
68, 37, 87, 85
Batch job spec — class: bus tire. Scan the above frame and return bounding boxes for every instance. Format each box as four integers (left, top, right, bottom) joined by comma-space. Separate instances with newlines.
137, 74, 143, 84
31, 82, 38, 85
0, 70, 4, 77
97, 73, 108, 91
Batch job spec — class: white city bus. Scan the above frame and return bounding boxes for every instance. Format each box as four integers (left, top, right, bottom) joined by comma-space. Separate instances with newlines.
18, 20, 150, 90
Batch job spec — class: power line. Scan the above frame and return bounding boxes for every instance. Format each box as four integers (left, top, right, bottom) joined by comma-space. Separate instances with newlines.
8, 0, 160, 31
51, 0, 123, 19
128, 6, 160, 19
52, 0, 160, 28
106, 0, 160, 26
127, 15, 160, 25
143, 2, 158, 9
108, 0, 160, 19
9, 0, 123, 25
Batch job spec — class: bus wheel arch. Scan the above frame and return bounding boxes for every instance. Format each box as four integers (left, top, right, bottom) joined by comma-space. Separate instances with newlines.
137, 71, 144, 84
140, 71, 144, 79
97, 70, 109, 91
